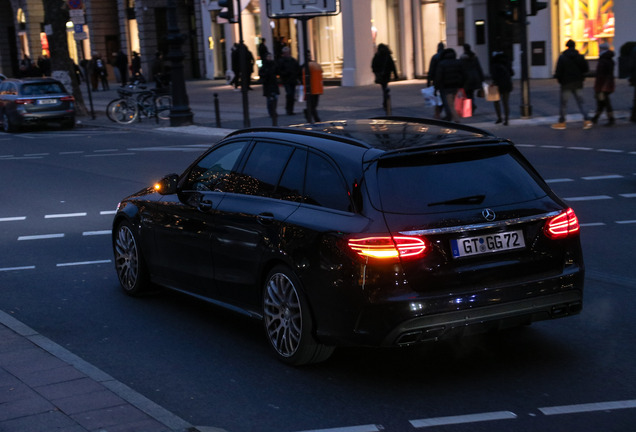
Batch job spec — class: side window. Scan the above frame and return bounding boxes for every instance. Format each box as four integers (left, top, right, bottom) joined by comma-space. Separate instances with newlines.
275, 148, 307, 202
304, 152, 352, 212
240, 142, 294, 197
183, 141, 248, 192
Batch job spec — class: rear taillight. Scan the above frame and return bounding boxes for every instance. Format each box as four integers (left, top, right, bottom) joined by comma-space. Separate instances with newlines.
16, 98, 35, 105
544, 208, 580, 239
348, 236, 428, 261
60, 96, 75, 102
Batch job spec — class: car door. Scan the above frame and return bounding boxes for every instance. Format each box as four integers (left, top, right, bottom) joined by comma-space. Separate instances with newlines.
212, 141, 302, 308
149, 140, 250, 298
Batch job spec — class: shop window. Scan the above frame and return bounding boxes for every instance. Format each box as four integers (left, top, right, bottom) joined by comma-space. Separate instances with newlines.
559, 0, 614, 58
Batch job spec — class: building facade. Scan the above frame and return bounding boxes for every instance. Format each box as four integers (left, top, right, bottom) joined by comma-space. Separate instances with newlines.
0, 0, 633, 87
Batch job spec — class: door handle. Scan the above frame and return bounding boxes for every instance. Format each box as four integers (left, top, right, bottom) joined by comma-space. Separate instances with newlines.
257, 212, 275, 224
198, 199, 213, 212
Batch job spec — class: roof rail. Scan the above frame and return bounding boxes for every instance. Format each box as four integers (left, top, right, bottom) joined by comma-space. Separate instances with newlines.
372, 116, 496, 137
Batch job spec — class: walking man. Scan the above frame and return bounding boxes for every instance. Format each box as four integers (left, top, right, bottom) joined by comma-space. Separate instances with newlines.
552, 39, 593, 130
277, 46, 301, 115
592, 42, 615, 126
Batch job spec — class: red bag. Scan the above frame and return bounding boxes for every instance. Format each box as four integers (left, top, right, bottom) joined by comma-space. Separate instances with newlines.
454, 89, 472, 118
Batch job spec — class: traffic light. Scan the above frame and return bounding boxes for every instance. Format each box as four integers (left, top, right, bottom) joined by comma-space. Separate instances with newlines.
529, 0, 548, 16
218, 0, 236, 23
500, 0, 520, 24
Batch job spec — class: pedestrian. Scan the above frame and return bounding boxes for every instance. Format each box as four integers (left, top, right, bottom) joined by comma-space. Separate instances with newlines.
591, 42, 615, 126
427, 42, 445, 119
260, 53, 280, 126
460, 43, 484, 113
258, 38, 269, 62
371, 43, 398, 111
131, 51, 143, 82
302, 55, 324, 123
89, 52, 100, 90
37, 55, 51, 77
277, 46, 301, 115
551, 39, 593, 130
95, 54, 109, 91
230, 43, 240, 89
151, 51, 168, 89
231, 43, 255, 90
435, 47, 465, 122
629, 44, 636, 123
116, 50, 129, 86
490, 51, 514, 125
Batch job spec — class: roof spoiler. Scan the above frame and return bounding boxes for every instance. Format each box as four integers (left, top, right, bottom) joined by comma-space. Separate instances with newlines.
371, 116, 497, 138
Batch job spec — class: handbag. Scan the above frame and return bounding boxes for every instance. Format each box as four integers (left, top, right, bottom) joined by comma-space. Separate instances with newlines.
454, 89, 472, 118
421, 87, 442, 107
296, 84, 305, 102
484, 82, 500, 102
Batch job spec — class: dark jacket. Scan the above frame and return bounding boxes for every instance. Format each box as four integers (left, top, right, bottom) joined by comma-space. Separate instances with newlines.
629, 45, 636, 86
594, 49, 615, 94
555, 47, 589, 89
277, 55, 300, 85
491, 53, 514, 94
435, 48, 464, 90
372, 45, 398, 85
461, 51, 484, 91
260, 59, 279, 97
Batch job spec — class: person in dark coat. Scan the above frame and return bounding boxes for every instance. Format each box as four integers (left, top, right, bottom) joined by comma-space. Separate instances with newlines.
435, 48, 465, 122
427, 42, 445, 118
260, 53, 280, 125
490, 51, 514, 125
371, 43, 398, 110
460, 44, 484, 113
116, 50, 129, 86
131, 51, 143, 82
629, 44, 636, 123
592, 42, 615, 126
277, 46, 301, 115
552, 39, 592, 130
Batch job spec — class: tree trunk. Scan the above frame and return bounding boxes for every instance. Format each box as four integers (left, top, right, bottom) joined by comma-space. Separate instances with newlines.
42, 0, 88, 116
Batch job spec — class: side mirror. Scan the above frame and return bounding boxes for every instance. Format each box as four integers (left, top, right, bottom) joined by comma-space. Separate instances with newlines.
153, 173, 179, 195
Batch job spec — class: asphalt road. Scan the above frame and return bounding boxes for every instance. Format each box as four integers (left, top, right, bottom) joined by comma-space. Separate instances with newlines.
0, 122, 635, 432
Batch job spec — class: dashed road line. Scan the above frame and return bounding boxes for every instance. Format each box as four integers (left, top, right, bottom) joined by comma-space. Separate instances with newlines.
582, 174, 623, 180
620, 193, 636, 198
83, 230, 111, 236
0, 216, 26, 222
410, 411, 517, 428
539, 399, 636, 416
45, 212, 87, 219
56, 260, 112, 267
563, 195, 612, 201
18, 233, 65, 241
295, 425, 382, 432
0, 265, 36, 272
100, 210, 117, 215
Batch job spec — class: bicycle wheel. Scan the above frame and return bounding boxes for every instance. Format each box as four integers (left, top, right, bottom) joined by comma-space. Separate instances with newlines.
109, 99, 138, 124
155, 95, 172, 120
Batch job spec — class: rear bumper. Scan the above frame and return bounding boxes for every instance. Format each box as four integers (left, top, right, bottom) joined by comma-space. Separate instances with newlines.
380, 290, 582, 347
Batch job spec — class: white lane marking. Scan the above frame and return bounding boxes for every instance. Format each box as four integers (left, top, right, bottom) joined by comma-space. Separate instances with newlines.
582, 174, 623, 180
598, 149, 624, 153
580, 222, 606, 227
616, 220, 636, 224
59, 151, 85, 155
410, 411, 517, 428
295, 425, 382, 432
620, 193, 636, 198
0, 156, 43, 160
93, 149, 119, 153
83, 152, 136, 157
44, 212, 87, 219
545, 178, 574, 183
0, 216, 26, 222
569, 147, 593, 151
0, 266, 36, 272
56, 260, 112, 267
539, 399, 636, 416
24, 153, 50, 157
563, 195, 612, 201
542, 145, 563, 149
18, 233, 64, 241
100, 210, 117, 215
83, 230, 111, 236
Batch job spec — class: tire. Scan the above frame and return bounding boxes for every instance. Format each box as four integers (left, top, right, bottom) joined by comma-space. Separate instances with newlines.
61, 118, 75, 129
113, 220, 151, 296
108, 99, 138, 124
263, 266, 335, 365
2, 112, 15, 133
155, 95, 172, 120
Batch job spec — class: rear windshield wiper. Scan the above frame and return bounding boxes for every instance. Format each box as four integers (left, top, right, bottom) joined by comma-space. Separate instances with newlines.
428, 194, 485, 207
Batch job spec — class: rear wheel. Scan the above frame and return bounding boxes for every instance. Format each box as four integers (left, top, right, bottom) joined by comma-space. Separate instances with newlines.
2, 112, 15, 133
155, 95, 172, 120
263, 266, 335, 365
108, 99, 138, 124
113, 221, 150, 296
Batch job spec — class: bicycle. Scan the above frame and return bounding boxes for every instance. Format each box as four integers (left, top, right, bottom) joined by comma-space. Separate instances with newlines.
106, 83, 172, 125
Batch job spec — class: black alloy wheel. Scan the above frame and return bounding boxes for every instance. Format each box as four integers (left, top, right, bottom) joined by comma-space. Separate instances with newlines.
113, 221, 150, 296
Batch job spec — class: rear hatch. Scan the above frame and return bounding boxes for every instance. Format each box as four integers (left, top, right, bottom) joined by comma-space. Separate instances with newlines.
19, 82, 74, 114
365, 142, 582, 297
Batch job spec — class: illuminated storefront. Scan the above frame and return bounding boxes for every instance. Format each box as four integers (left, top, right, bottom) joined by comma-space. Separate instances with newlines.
558, 0, 614, 57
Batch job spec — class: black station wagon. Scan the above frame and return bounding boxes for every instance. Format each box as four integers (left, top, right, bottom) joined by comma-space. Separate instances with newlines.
112, 118, 584, 365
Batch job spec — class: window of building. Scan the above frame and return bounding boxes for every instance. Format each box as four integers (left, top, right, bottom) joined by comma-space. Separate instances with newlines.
559, 0, 614, 58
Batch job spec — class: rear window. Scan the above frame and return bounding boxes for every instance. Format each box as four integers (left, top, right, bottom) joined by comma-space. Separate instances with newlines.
21, 83, 65, 96
375, 148, 547, 214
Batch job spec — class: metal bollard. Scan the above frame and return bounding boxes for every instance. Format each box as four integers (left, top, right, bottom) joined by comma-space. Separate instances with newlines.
214, 93, 221, 128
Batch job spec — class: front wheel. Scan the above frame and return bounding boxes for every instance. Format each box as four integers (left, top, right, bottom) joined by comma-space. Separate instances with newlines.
263, 266, 335, 365
155, 95, 172, 120
113, 220, 150, 296
2, 112, 16, 133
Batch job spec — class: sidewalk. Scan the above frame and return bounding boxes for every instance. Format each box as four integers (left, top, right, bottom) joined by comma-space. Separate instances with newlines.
78, 76, 634, 134
1, 76, 634, 432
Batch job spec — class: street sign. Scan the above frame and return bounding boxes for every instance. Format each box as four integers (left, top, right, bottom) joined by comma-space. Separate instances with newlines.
68, 0, 83, 9
71, 14, 85, 25
74, 24, 83, 33
267, 0, 339, 18
74, 32, 87, 41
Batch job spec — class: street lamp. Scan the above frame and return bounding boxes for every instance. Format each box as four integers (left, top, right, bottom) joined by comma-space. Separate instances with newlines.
165, 0, 193, 126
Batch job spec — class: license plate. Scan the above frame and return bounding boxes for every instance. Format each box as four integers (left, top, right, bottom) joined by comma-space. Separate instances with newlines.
451, 230, 525, 258
37, 99, 57, 105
